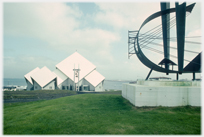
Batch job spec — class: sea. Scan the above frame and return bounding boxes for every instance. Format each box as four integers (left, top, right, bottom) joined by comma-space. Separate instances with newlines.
2, 78, 132, 91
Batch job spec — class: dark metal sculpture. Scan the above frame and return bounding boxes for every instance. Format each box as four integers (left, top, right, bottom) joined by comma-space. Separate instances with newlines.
161, 3, 170, 72
128, 2, 201, 80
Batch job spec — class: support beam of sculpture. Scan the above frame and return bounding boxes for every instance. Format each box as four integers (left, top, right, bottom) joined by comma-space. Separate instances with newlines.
175, 2, 186, 74
161, 2, 170, 72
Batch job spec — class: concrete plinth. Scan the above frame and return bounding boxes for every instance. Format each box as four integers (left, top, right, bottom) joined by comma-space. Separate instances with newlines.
122, 80, 201, 107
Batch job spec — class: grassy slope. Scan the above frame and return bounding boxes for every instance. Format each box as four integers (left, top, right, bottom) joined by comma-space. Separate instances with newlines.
4, 94, 201, 135
4, 90, 77, 99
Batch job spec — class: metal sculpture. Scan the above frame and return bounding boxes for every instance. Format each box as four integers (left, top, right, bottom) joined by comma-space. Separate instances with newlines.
128, 2, 201, 80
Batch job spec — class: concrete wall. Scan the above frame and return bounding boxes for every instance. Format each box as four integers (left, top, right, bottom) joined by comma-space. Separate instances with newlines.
137, 80, 201, 86
122, 81, 201, 107
25, 79, 33, 90
75, 79, 83, 91
95, 80, 104, 91
58, 78, 75, 90
32, 78, 57, 90
43, 80, 56, 90
82, 79, 105, 91
32, 79, 42, 90
59, 78, 68, 89
58, 78, 85, 91
83, 79, 95, 91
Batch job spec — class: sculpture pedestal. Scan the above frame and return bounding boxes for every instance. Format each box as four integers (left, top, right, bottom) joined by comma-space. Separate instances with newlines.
122, 80, 201, 107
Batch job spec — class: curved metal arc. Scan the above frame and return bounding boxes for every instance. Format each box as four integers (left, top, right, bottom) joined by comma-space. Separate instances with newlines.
140, 3, 195, 30
134, 3, 196, 73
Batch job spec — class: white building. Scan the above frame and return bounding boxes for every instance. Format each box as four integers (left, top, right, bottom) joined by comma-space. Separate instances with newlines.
84, 70, 105, 91
24, 52, 105, 91
54, 52, 105, 91
30, 66, 57, 90
24, 67, 40, 90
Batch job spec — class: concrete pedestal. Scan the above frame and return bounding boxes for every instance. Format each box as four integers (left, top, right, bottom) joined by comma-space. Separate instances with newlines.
122, 80, 201, 107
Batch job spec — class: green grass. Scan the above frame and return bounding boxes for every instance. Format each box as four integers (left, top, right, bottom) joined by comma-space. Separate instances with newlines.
4, 94, 201, 135
3, 90, 77, 99
3, 89, 78, 95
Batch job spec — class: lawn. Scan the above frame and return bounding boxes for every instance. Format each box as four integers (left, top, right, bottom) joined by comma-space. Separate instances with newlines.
4, 93, 201, 135
3, 90, 77, 99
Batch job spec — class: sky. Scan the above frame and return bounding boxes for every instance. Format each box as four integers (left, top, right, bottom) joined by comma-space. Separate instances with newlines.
2, 0, 203, 81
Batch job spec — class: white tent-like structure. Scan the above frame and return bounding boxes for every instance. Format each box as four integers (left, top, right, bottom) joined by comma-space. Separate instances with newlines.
54, 52, 105, 91
30, 66, 57, 90
25, 52, 105, 91
84, 70, 105, 91
56, 52, 96, 83
24, 67, 40, 90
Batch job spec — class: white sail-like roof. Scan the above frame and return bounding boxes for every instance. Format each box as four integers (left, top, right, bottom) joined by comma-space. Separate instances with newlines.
85, 70, 105, 87
53, 68, 68, 86
31, 66, 57, 88
56, 52, 96, 83
24, 67, 40, 84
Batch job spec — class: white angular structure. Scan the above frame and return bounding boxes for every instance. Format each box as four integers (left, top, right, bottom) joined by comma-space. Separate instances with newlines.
24, 67, 40, 90
54, 52, 105, 91
30, 66, 57, 90
56, 52, 96, 82
24, 52, 105, 91
53, 68, 68, 89
84, 70, 105, 91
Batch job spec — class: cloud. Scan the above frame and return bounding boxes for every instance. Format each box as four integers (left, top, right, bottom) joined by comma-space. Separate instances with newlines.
4, 3, 119, 63
4, 3, 81, 37
94, 2, 160, 30
3, 2, 202, 80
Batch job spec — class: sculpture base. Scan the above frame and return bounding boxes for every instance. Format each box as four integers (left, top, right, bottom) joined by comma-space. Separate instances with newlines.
122, 80, 201, 107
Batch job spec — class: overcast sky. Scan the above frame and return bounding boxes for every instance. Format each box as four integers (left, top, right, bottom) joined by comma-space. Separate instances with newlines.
2, 1, 202, 80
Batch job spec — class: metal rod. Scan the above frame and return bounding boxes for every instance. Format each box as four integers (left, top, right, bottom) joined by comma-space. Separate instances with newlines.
176, 73, 179, 80
192, 72, 195, 81
145, 68, 153, 80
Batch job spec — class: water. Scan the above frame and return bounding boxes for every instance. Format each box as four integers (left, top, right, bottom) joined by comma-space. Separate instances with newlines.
3, 78, 27, 87
103, 80, 130, 90
3, 78, 131, 90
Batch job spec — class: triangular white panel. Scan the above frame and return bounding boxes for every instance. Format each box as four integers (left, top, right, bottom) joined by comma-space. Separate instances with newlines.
31, 66, 56, 87
85, 70, 105, 87
24, 67, 40, 85
56, 52, 96, 83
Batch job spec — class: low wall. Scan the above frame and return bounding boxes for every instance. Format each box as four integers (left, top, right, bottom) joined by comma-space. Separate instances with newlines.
122, 80, 201, 107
